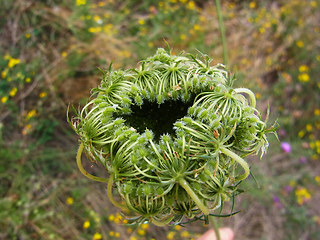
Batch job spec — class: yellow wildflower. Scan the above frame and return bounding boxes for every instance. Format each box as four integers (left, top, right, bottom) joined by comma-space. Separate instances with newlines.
317, 55, 320, 61
1, 70, 7, 78
25, 77, 31, 83
1, 96, 8, 103
76, 0, 86, 6
83, 220, 90, 229
122, 219, 128, 224
8, 58, 20, 68
314, 109, 320, 116
259, 27, 265, 34
299, 65, 309, 72
130, 237, 137, 240
228, 12, 235, 18
89, 27, 102, 33
119, 50, 131, 58
249, 2, 256, 8
25, 33, 31, 38
296, 40, 304, 48
93, 232, 102, 240
9, 87, 17, 97
98, 1, 106, 7
315, 176, 320, 184
180, 34, 186, 40
193, 24, 201, 31
187, 1, 196, 10
61, 51, 67, 58
137, 229, 146, 236
311, 1, 317, 7
255, 92, 261, 99
114, 232, 120, 238
298, 73, 309, 82
167, 231, 175, 240
295, 187, 311, 205
108, 214, 115, 221
141, 223, 149, 230
114, 217, 121, 224
66, 197, 74, 205
174, 225, 182, 231
94, 15, 102, 24
310, 142, 315, 149
306, 124, 312, 132
39, 92, 47, 98
26, 109, 37, 120
228, 3, 235, 9
109, 231, 114, 237
263, 22, 271, 28
138, 19, 145, 25
298, 130, 305, 138
181, 231, 190, 238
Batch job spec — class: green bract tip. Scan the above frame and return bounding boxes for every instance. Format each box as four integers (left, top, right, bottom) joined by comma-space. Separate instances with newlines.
69, 48, 275, 226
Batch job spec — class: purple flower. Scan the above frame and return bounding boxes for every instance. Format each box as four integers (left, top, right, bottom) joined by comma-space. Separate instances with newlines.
273, 196, 283, 209
281, 142, 291, 153
284, 185, 293, 193
299, 156, 307, 163
273, 196, 280, 203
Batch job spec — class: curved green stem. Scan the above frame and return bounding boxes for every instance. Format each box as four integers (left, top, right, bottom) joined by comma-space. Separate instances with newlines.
178, 178, 210, 215
76, 143, 108, 182
234, 88, 256, 108
210, 215, 221, 240
107, 174, 127, 211
151, 215, 174, 226
220, 147, 250, 181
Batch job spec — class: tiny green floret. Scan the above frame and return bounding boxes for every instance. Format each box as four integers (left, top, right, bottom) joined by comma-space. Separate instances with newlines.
69, 48, 276, 225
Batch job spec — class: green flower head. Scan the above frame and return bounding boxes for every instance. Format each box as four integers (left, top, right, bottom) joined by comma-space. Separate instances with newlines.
69, 48, 276, 226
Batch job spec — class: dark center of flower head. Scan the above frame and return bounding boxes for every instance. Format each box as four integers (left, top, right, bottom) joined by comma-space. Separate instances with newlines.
120, 97, 195, 140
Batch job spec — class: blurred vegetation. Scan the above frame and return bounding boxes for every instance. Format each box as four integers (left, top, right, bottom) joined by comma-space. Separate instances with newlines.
0, 0, 319, 239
